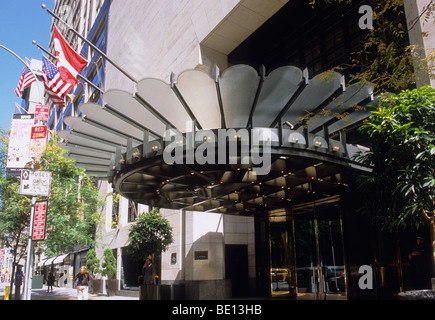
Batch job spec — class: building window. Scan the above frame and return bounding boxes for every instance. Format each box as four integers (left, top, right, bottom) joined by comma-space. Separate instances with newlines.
128, 201, 138, 223
304, 41, 323, 76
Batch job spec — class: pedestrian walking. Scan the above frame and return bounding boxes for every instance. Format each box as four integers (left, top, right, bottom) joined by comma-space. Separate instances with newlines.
73, 266, 91, 300
142, 257, 154, 285
141, 257, 155, 300
47, 272, 55, 293
408, 235, 430, 289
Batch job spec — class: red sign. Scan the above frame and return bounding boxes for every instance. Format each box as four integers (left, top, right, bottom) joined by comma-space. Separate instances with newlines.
29, 126, 48, 159
30, 126, 48, 140
32, 201, 48, 241
35, 105, 49, 121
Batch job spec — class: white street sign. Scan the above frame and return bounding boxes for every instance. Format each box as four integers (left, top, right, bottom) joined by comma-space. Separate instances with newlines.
20, 170, 52, 197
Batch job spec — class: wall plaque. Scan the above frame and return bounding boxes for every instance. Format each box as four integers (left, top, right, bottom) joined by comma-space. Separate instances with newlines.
194, 251, 208, 260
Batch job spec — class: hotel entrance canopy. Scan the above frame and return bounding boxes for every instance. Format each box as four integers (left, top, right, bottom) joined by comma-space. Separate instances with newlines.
59, 65, 375, 215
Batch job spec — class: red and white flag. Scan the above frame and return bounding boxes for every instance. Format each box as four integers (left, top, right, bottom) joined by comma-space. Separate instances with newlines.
15, 65, 36, 97
53, 25, 88, 86
42, 56, 71, 108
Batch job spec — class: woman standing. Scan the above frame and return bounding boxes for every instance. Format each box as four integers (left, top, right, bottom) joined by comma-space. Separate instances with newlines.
73, 266, 91, 300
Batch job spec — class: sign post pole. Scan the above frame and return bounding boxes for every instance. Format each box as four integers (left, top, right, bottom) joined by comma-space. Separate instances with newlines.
20, 170, 51, 301
23, 196, 36, 301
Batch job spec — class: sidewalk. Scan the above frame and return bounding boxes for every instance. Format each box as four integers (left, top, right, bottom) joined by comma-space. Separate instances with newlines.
0, 281, 138, 300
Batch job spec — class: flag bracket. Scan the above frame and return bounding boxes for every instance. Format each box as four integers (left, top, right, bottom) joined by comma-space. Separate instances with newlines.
43, 5, 137, 84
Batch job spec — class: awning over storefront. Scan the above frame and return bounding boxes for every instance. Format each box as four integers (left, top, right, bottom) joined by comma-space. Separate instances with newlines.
53, 254, 69, 264
39, 254, 69, 267
38, 259, 47, 267
59, 64, 377, 214
44, 257, 56, 266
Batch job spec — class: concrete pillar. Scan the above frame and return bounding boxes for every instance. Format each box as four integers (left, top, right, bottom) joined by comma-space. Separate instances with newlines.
404, 0, 435, 87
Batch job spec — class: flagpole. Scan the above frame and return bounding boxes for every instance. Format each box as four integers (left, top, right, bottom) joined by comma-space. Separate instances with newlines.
15, 102, 28, 115
0, 44, 45, 104
32, 41, 104, 94
42, 4, 137, 83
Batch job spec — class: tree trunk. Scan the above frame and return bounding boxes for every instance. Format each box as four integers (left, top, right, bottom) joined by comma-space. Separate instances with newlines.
151, 253, 156, 284
10, 229, 22, 298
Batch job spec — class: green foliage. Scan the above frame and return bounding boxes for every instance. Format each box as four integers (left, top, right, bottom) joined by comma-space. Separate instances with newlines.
86, 248, 101, 275
33, 137, 104, 256
101, 248, 117, 279
356, 86, 435, 229
0, 129, 31, 253
312, 0, 420, 93
127, 208, 174, 260
349, 0, 415, 93
0, 131, 104, 258
0, 176, 31, 241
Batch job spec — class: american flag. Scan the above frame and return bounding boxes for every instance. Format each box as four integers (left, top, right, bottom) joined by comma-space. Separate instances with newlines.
42, 56, 73, 107
15, 65, 36, 97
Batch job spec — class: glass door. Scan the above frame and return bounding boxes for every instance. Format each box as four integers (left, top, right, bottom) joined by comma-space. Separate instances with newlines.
293, 197, 347, 300
316, 205, 346, 299
269, 209, 296, 298
294, 210, 319, 299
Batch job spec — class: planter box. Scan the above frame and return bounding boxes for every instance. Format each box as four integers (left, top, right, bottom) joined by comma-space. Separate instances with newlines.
107, 279, 117, 296
92, 279, 102, 294
139, 285, 158, 300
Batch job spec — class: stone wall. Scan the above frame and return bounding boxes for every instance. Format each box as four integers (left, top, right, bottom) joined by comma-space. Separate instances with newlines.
404, 0, 435, 87
105, 0, 240, 91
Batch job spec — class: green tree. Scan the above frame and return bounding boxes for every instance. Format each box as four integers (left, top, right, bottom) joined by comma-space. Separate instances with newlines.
86, 248, 101, 276
33, 137, 104, 256
101, 248, 117, 279
127, 208, 174, 260
0, 176, 31, 273
356, 86, 435, 229
350, 0, 416, 93
0, 129, 32, 294
311, 0, 435, 93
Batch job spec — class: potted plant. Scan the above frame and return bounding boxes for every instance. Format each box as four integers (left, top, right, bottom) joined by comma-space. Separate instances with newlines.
86, 248, 102, 293
101, 248, 117, 296
127, 208, 174, 300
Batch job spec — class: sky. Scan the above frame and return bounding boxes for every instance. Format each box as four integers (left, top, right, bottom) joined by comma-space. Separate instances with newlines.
0, 0, 55, 130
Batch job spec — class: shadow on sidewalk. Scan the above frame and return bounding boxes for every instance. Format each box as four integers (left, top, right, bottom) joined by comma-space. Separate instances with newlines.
0, 284, 139, 300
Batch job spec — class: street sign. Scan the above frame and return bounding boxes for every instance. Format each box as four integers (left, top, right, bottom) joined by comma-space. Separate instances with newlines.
29, 125, 48, 159
35, 105, 49, 121
32, 201, 48, 241
20, 170, 52, 197
6, 116, 34, 169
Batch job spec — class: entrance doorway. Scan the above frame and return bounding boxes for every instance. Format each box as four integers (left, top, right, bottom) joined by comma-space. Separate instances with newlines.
225, 245, 249, 298
293, 196, 346, 300
269, 195, 347, 300
121, 252, 144, 289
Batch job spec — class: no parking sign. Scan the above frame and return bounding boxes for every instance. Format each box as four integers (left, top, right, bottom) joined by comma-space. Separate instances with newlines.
32, 201, 48, 241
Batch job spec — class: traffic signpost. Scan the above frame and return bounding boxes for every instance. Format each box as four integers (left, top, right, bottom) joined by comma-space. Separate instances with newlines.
20, 170, 51, 300
20, 170, 51, 197
1, 44, 47, 301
